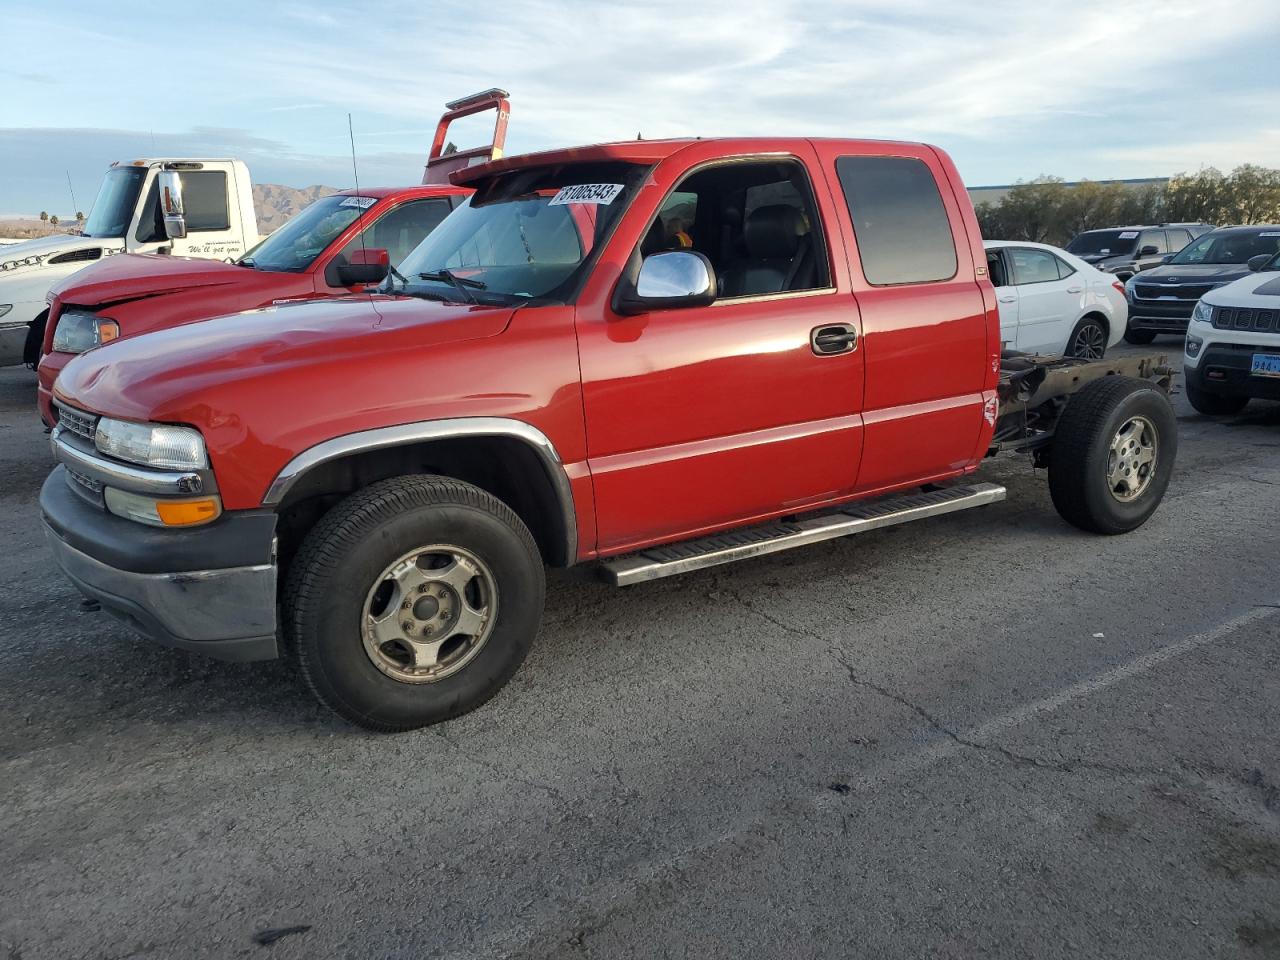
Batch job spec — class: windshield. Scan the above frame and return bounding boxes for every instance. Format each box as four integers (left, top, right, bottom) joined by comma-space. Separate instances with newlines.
1066, 230, 1138, 257
390, 161, 648, 304
240, 194, 379, 272
82, 167, 148, 238
1168, 230, 1280, 265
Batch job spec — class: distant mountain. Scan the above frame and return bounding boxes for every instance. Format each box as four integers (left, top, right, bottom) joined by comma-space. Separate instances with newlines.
253, 183, 341, 233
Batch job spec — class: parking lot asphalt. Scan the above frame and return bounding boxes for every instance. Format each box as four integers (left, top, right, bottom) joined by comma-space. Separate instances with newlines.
2, 343, 1279, 960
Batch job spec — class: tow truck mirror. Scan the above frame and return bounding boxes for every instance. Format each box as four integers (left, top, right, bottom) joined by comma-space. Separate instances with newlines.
1247, 253, 1272, 272
616, 251, 717, 315
158, 171, 187, 240
1139, 245, 1159, 257
336, 248, 390, 286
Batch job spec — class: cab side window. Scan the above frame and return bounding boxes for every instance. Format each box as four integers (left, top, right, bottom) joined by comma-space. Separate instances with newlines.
835, 156, 957, 285
1166, 228, 1192, 251
340, 198, 452, 267
134, 171, 230, 243
643, 160, 830, 299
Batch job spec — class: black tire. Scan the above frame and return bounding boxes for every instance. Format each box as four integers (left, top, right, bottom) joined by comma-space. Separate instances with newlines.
1048, 376, 1177, 535
1185, 382, 1248, 416
22, 311, 48, 369
1123, 328, 1157, 345
284, 475, 545, 732
1066, 316, 1108, 359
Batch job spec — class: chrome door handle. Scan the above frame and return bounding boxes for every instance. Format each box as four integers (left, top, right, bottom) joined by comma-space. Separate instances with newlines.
998, 295, 1017, 303
1066, 286, 1083, 294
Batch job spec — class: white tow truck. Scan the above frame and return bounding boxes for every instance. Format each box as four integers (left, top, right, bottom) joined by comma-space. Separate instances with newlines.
0, 158, 258, 367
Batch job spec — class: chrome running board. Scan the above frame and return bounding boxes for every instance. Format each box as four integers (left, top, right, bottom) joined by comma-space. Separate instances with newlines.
598, 482, 1007, 586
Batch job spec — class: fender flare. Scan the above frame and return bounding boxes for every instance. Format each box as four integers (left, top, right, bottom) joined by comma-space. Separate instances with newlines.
262, 417, 577, 563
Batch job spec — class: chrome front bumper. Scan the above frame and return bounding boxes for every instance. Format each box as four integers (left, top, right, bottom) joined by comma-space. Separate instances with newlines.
45, 524, 279, 662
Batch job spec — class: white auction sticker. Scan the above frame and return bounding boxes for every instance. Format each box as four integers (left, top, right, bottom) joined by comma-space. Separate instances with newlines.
549, 184, 624, 206
1118, 231, 1139, 239
1259, 231, 1280, 237
339, 196, 378, 209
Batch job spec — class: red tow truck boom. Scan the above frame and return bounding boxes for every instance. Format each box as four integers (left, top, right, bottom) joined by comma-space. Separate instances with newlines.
423, 88, 511, 185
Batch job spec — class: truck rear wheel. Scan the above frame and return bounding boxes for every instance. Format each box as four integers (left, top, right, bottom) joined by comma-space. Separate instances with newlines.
284, 476, 545, 732
1048, 376, 1177, 535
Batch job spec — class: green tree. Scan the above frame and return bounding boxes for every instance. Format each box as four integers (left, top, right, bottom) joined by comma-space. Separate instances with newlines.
1221, 164, 1280, 224
76, 210, 85, 222
39, 211, 48, 222
49, 215, 59, 226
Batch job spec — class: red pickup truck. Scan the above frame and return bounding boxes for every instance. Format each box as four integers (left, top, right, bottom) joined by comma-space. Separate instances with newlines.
42, 135, 1178, 732
35, 89, 511, 427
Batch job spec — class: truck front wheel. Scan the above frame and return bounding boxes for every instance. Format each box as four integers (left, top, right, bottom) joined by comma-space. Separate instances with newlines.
1047, 376, 1177, 535
284, 476, 545, 732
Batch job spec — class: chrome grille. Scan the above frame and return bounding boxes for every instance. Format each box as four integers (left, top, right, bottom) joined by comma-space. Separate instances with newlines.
1213, 306, 1278, 333
57, 405, 99, 442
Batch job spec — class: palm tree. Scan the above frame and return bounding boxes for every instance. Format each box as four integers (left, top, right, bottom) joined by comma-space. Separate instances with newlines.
39, 211, 49, 222
50, 215, 59, 226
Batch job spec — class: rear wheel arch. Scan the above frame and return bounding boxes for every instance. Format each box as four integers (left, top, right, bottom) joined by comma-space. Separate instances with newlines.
268, 420, 577, 574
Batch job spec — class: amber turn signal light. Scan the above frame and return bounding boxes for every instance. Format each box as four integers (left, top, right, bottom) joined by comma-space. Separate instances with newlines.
155, 498, 221, 526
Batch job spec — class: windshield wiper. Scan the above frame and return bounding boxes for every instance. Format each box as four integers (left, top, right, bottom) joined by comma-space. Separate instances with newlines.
419, 269, 486, 304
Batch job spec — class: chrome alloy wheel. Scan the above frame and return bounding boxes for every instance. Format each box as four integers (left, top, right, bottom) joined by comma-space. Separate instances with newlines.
1107, 416, 1157, 502
361, 546, 498, 683
1071, 322, 1106, 360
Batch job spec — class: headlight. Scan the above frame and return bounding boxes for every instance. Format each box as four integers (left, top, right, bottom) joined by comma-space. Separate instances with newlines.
51, 310, 120, 354
0, 304, 12, 318
94, 417, 208, 470
1191, 300, 1214, 324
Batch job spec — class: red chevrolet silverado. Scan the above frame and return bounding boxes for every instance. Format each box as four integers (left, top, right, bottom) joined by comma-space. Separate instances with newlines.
41, 135, 1178, 732
35, 89, 511, 427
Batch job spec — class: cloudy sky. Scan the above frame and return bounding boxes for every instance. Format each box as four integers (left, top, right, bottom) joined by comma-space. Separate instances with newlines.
2, 0, 1277, 216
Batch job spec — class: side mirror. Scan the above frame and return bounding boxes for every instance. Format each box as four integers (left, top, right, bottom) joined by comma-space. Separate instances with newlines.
615, 251, 716, 315
1159, 254, 1173, 264
158, 171, 186, 240
334, 247, 390, 286
1139, 245, 1159, 257
1247, 253, 1272, 272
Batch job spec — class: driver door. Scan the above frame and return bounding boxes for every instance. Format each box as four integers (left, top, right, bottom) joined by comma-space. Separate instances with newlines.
574, 146, 865, 554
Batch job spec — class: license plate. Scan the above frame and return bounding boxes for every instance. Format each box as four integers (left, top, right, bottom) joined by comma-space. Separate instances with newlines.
1251, 353, 1280, 378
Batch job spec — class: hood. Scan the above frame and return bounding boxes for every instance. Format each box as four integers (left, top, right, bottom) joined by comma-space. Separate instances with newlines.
1203, 269, 1280, 307
54, 295, 518, 425
1132, 262, 1254, 285
0, 234, 125, 280
50, 252, 269, 306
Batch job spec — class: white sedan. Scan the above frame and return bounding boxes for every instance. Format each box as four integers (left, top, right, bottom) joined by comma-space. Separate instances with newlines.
985, 240, 1129, 359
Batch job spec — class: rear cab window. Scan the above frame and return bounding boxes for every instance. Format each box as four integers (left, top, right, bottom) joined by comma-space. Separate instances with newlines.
834, 156, 957, 285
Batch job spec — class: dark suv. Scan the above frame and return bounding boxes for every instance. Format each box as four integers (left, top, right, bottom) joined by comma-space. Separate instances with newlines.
1066, 223, 1212, 281
1123, 225, 1280, 343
